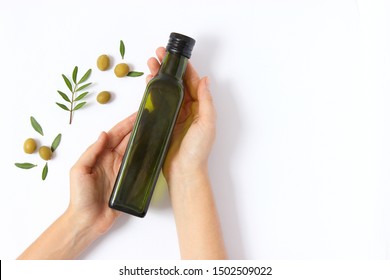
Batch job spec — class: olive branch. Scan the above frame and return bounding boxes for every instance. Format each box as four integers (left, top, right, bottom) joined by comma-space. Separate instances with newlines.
56, 66, 92, 124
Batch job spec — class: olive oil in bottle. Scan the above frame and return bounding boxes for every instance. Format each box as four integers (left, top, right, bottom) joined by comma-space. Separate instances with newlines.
109, 32, 196, 217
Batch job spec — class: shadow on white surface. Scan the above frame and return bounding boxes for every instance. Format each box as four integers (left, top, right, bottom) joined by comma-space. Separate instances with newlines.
196, 34, 246, 259
210, 79, 245, 259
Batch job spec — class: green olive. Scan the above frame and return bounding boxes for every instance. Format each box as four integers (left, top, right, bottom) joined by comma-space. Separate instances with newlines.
39, 146, 52, 161
97, 54, 110, 71
114, 63, 130, 77
23, 138, 37, 154
97, 91, 111, 104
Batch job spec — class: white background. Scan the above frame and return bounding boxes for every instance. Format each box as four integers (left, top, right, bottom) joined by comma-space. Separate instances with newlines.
0, 0, 389, 259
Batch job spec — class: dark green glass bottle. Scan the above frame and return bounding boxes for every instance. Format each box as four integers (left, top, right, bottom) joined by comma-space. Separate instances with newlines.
109, 33, 196, 217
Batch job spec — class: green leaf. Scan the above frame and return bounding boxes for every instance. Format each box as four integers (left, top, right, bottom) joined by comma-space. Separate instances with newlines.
57, 90, 70, 102
42, 162, 48, 180
56, 102, 70, 111
51, 133, 62, 152
30, 116, 44, 136
127, 71, 144, 77
75, 92, 89, 101
78, 69, 92, 84
15, 162, 37, 169
120, 40, 125, 59
73, 102, 86, 111
76, 82, 92, 92
62, 74, 73, 92
72, 66, 78, 84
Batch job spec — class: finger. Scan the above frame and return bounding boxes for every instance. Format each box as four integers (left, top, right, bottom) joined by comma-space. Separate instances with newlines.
146, 74, 154, 84
197, 77, 216, 124
183, 88, 193, 103
156, 47, 166, 63
107, 112, 137, 149
114, 131, 132, 156
75, 132, 108, 169
176, 99, 192, 124
147, 57, 160, 77
184, 62, 201, 100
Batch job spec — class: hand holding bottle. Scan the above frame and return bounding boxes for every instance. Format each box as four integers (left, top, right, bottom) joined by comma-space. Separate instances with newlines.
18, 113, 137, 259
68, 112, 137, 234
147, 47, 226, 259
146, 47, 216, 185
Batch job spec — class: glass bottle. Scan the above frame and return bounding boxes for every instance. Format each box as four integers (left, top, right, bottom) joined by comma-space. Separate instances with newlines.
109, 32, 196, 217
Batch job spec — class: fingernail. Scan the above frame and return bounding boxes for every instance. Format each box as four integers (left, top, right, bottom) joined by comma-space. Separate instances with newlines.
98, 132, 105, 140
205, 77, 210, 90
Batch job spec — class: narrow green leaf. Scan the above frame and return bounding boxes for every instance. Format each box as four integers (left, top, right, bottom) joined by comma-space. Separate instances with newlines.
72, 66, 78, 84
51, 133, 62, 152
75, 92, 89, 101
76, 82, 92, 92
62, 74, 73, 92
78, 69, 92, 84
127, 71, 144, 77
120, 40, 125, 59
30, 116, 44, 136
42, 162, 48, 180
15, 162, 37, 169
73, 102, 87, 111
56, 102, 70, 111
57, 90, 71, 102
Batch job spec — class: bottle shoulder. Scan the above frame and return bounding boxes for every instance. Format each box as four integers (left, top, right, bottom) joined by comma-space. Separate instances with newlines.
147, 74, 184, 94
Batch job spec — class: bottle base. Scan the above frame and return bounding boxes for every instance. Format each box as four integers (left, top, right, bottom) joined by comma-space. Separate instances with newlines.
108, 202, 147, 218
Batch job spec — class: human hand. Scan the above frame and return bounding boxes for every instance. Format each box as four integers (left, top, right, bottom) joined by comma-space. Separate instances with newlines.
146, 47, 216, 184
147, 48, 226, 259
67, 113, 137, 235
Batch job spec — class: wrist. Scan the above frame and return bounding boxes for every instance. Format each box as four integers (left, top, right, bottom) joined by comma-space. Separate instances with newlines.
17, 209, 101, 260
62, 208, 101, 250
166, 164, 209, 189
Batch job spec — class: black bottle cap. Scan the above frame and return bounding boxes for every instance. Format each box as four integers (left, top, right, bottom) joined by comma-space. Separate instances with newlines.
166, 32, 196, 59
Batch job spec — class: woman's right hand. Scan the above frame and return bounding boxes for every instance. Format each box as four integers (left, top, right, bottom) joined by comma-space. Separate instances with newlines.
146, 47, 226, 259
146, 47, 216, 185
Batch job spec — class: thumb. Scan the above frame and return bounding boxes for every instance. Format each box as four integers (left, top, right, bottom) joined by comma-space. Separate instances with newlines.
76, 132, 108, 169
197, 77, 216, 124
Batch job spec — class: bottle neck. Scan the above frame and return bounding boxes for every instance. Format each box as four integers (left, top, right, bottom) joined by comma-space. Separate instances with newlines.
158, 51, 188, 80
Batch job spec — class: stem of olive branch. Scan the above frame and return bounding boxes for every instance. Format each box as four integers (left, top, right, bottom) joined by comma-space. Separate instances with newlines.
69, 82, 79, 125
